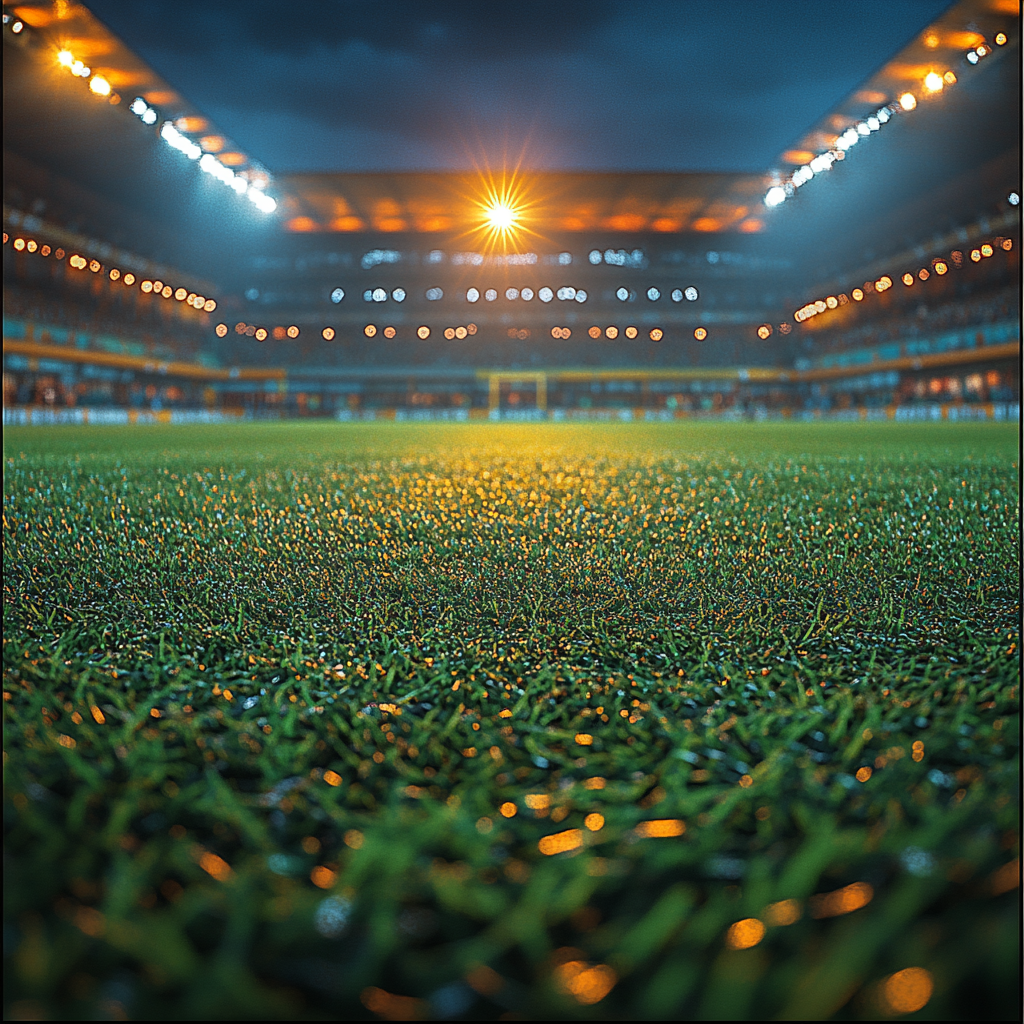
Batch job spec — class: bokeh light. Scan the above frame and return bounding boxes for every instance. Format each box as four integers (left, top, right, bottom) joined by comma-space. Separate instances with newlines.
881, 968, 934, 1015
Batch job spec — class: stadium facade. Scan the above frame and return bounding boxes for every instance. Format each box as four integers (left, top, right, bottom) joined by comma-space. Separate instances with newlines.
3, 0, 1020, 423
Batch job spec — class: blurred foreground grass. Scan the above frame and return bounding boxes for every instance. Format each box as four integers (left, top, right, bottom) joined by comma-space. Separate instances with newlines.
3, 422, 1019, 1020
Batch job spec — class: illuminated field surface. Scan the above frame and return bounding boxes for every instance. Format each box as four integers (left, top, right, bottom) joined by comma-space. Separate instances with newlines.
3, 422, 1019, 1021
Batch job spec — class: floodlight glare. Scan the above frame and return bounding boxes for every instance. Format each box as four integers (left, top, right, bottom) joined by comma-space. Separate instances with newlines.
485, 202, 517, 232
923, 72, 943, 93
764, 186, 786, 207
899, 93, 917, 110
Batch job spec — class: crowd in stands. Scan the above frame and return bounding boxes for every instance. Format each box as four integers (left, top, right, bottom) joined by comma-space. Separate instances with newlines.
3, 283, 211, 365
808, 286, 1015, 357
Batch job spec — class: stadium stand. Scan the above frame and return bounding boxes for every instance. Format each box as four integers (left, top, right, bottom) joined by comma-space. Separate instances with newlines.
3, 0, 1019, 424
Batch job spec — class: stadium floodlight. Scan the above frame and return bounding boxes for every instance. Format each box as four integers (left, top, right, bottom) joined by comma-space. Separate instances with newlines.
466, 288, 479, 302
589, 250, 602, 264
392, 288, 406, 302
331, 288, 344, 303
372, 288, 387, 302
617, 287, 630, 301
966, 50, 979, 64
161, 122, 202, 159
684, 286, 699, 301
485, 202, 517, 232
575, 290, 587, 303
426, 288, 443, 301
485, 288, 497, 302
866, 116, 879, 131
1009, 193, 1020, 206
506, 288, 519, 300
89, 76, 111, 96
899, 93, 917, 110
923, 72, 944, 93
58, 50, 74, 66
538, 287, 553, 303
521, 287, 534, 300
557, 287, 576, 301
764, 186, 786, 207
646, 287, 660, 301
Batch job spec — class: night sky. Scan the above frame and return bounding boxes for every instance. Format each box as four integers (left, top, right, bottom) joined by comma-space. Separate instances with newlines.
86, 0, 953, 175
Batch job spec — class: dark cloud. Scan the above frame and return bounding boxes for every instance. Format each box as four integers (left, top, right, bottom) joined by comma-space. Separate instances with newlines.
86, 0, 953, 173
90, 0, 618, 57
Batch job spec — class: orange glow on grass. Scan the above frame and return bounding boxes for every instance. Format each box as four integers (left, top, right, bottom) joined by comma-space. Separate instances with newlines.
539, 829, 583, 855
725, 918, 765, 950
634, 819, 685, 838
809, 881, 873, 918
881, 968, 934, 1015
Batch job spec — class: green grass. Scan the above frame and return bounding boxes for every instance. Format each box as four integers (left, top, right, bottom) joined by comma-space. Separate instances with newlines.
3, 422, 1019, 1021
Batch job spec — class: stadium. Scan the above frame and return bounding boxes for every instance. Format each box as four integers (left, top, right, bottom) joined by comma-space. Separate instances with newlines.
3, 0, 1019, 1020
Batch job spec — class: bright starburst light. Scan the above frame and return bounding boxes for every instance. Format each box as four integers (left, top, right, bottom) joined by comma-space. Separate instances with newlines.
485, 202, 518, 232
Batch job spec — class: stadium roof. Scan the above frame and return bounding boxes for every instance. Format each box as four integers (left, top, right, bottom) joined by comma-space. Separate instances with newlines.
3, 0, 1019, 286
275, 171, 767, 237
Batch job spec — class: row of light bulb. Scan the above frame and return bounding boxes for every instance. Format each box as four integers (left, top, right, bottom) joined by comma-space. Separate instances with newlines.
793, 237, 1013, 322
219, 323, 694, 343
56, 46, 278, 217
149, 115, 277, 214
4, 232, 217, 310
331, 284, 700, 304
764, 32, 1008, 209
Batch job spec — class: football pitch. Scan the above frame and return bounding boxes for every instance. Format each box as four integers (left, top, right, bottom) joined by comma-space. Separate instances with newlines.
3, 421, 1019, 1020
